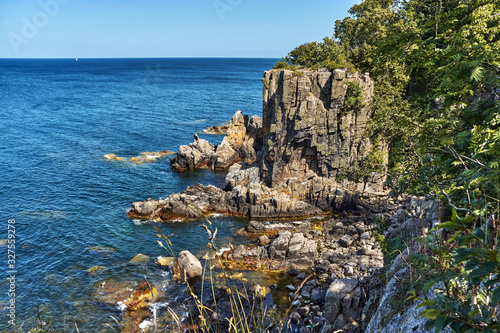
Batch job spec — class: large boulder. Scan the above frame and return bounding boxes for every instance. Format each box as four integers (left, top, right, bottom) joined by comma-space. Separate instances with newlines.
287, 232, 318, 266
322, 278, 360, 333
173, 250, 203, 281
268, 231, 292, 260
170, 134, 216, 172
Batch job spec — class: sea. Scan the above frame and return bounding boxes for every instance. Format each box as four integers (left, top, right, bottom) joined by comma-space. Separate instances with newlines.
0, 58, 278, 331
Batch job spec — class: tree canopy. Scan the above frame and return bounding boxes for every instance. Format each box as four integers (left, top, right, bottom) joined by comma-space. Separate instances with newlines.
275, 0, 500, 331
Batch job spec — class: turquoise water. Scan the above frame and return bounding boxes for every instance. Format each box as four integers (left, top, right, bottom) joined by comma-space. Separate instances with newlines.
0, 58, 277, 331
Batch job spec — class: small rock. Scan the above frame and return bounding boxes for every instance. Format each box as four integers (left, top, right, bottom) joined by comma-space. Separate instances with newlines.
306, 279, 319, 287
88, 246, 115, 254
292, 299, 301, 307
314, 259, 330, 273
318, 273, 329, 281
290, 311, 302, 324
156, 256, 175, 267
285, 284, 296, 292
297, 272, 307, 280
301, 285, 312, 298
345, 266, 354, 276
258, 235, 270, 246
311, 305, 321, 312
360, 231, 370, 240
129, 253, 151, 265
311, 288, 323, 305
339, 235, 353, 247
297, 306, 309, 317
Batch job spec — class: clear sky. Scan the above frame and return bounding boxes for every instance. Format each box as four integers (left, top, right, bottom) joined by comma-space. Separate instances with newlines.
0, 0, 357, 58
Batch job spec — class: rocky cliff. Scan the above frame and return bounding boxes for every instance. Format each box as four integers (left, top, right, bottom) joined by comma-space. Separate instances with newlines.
261, 69, 383, 192
129, 68, 387, 221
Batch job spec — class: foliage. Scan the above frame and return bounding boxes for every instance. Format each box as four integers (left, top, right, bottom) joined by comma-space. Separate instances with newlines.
274, 0, 500, 331
410, 208, 500, 332
344, 81, 365, 114
274, 37, 357, 72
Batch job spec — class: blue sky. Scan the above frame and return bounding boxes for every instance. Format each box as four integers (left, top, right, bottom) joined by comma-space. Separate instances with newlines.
0, 0, 357, 58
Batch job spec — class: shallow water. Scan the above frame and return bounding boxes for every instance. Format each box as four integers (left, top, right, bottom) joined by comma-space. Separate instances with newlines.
0, 58, 278, 331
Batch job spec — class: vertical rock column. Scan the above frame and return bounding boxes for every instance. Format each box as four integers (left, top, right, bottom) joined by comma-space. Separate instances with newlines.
260, 69, 381, 192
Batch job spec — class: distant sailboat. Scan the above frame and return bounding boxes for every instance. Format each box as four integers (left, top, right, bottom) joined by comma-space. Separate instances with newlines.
75, 58, 78, 61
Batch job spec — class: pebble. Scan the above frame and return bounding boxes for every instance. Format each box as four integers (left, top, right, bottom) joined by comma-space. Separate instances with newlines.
289, 311, 301, 323
306, 279, 319, 287
291, 299, 301, 307
297, 306, 309, 316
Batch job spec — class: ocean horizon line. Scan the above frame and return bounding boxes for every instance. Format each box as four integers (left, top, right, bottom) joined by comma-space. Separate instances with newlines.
0, 56, 281, 60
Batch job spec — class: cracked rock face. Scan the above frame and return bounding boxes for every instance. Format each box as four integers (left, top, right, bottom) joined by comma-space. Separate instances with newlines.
261, 69, 385, 193
130, 69, 388, 221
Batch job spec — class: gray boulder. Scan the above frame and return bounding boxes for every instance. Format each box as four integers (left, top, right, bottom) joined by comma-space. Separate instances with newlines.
174, 250, 202, 280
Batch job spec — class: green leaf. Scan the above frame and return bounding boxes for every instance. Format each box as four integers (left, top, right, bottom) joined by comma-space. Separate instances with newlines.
469, 262, 495, 279
492, 287, 500, 305
436, 221, 459, 230
450, 321, 463, 332
417, 299, 436, 309
420, 309, 442, 320
467, 309, 478, 319
473, 227, 485, 239
422, 281, 437, 296
464, 258, 480, 271
454, 248, 477, 263
451, 208, 459, 222
434, 316, 447, 332
485, 278, 500, 288
470, 66, 484, 82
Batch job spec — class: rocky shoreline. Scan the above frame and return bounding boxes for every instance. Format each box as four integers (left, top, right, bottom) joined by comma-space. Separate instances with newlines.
108, 193, 441, 332
129, 69, 387, 222
120, 69, 442, 332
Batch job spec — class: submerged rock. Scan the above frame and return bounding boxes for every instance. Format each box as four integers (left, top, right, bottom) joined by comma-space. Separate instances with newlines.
129, 253, 150, 265
156, 256, 175, 267
87, 265, 107, 276
203, 124, 229, 135
87, 246, 115, 254
94, 280, 134, 306
103, 150, 174, 165
124, 280, 163, 311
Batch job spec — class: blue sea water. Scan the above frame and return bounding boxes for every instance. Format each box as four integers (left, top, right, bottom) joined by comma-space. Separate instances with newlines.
0, 58, 278, 331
